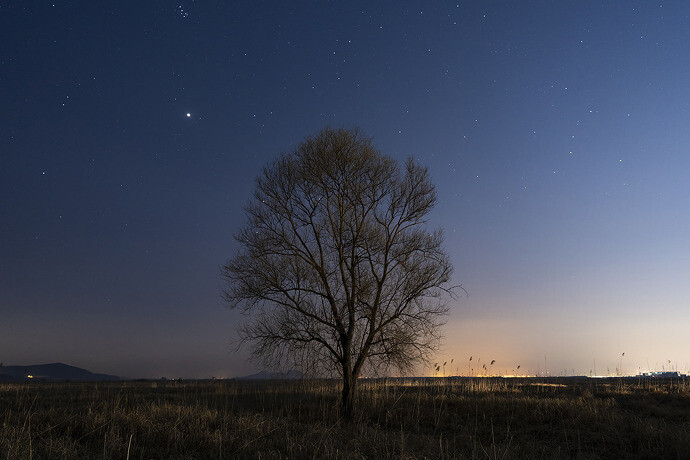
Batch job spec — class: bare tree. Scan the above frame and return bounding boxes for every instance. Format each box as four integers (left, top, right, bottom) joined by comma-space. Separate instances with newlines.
222, 127, 456, 418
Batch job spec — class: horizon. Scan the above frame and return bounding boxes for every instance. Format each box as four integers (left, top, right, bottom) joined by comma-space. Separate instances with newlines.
3, 358, 688, 381
2, 2, 689, 379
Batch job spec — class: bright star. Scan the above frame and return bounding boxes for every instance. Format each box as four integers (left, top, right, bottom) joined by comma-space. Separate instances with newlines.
186, 113, 191, 117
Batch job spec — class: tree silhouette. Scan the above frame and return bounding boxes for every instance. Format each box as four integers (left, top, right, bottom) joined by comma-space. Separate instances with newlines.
222, 127, 456, 418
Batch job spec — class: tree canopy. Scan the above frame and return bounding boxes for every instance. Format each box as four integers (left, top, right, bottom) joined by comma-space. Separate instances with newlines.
222, 127, 456, 417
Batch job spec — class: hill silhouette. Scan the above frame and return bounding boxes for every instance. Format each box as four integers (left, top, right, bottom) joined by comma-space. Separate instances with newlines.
0, 363, 120, 381
236, 370, 305, 380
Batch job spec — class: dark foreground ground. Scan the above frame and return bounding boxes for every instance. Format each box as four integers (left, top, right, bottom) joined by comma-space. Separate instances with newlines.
1, 377, 689, 459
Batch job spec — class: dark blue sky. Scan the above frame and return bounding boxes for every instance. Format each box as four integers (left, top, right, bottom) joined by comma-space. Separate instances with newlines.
2, 1, 689, 378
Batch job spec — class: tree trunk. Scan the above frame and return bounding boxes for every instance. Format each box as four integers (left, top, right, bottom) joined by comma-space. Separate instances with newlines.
341, 368, 358, 420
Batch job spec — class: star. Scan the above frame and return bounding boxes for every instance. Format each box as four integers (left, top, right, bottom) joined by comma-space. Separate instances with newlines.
186, 113, 191, 117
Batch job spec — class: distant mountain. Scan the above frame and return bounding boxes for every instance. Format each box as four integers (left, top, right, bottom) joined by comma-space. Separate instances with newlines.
236, 369, 305, 380
0, 363, 120, 381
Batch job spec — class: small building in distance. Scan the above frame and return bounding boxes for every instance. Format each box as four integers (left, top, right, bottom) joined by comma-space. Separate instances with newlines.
638, 371, 687, 378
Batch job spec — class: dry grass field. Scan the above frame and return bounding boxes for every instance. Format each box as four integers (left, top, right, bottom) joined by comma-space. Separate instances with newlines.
1, 377, 689, 459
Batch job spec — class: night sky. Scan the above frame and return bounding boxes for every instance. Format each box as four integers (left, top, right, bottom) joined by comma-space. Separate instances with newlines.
3, 2, 689, 379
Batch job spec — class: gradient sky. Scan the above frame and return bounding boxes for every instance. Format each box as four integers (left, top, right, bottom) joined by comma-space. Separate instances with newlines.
2, 1, 689, 379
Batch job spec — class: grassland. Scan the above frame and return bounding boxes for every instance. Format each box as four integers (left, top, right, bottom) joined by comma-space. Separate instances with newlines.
1, 377, 689, 459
